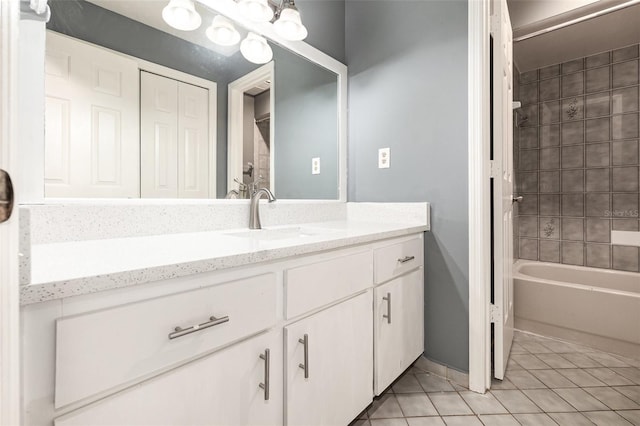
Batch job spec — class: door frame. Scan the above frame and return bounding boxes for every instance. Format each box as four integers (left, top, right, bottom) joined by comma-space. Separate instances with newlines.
468, 0, 492, 393
0, 0, 21, 423
227, 62, 275, 194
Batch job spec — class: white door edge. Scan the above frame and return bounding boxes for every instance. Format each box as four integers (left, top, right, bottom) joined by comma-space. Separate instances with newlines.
467, 0, 492, 394
0, 0, 21, 424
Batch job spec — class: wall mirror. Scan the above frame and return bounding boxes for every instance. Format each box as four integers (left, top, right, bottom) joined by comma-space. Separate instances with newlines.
42, 0, 346, 201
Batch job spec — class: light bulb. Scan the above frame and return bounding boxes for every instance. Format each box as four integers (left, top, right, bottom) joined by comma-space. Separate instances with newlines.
206, 15, 241, 46
237, 0, 274, 22
273, 7, 307, 41
240, 32, 273, 64
162, 0, 202, 31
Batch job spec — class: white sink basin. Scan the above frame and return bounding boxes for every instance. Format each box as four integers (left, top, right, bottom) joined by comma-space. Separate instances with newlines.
225, 226, 336, 241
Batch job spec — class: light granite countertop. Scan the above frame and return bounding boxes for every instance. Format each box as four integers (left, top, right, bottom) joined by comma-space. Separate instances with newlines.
22, 219, 428, 305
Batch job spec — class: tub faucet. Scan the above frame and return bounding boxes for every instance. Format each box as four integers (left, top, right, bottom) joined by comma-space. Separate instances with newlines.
249, 187, 276, 229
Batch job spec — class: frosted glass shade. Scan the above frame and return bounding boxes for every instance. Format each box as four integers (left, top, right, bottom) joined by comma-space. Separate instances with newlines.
237, 0, 274, 22
240, 32, 273, 64
273, 7, 307, 41
162, 0, 202, 31
206, 15, 241, 46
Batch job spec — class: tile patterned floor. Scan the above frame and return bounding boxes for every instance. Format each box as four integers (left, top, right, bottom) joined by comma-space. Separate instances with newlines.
350, 331, 640, 426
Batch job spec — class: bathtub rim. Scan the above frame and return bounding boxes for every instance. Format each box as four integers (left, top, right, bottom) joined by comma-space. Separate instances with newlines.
514, 259, 640, 298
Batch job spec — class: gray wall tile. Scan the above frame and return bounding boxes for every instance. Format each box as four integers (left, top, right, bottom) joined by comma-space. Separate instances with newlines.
612, 140, 639, 165
612, 166, 639, 192
612, 113, 639, 140
586, 218, 611, 242
540, 64, 561, 79
586, 244, 611, 268
612, 245, 639, 272
520, 104, 539, 127
586, 193, 611, 216
586, 92, 611, 118
562, 72, 584, 97
585, 168, 610, 192
540, 78, 560, 101
540, 101, 561, 124
586, 66, 610, 93
540, 125, 560, 147
520, 239, 539, 260
586, 143, 610, 167
562, 242, 585, 265
539, 171, 560, 193
516, 46, 640, 271
521, 70, 538, 84
562, 145, 584, 168
539, 240, 560, 262
563, 59, 585, 74
611, 87, 639, 114
562, 218, 584, 240
586, 118, 610, 142
612, 45, 639, 62
562, 121, 585, 145
612, 60, 638, 88
562, 194, 584, 217
562, 170, 585, 192
586, 52, 610, 68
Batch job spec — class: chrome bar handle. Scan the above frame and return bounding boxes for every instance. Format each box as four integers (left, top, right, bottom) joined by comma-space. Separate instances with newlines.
383, 293, 391, 324
259, 349, 270, 401
398, 255, 415, 264
168, 315, 229, 340
298, 334, 309, 379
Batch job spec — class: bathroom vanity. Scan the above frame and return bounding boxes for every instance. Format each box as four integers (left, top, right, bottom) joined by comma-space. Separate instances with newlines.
20, 202, 429, 426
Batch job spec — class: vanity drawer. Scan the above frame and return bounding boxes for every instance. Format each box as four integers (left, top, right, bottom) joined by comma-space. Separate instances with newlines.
55, 273, 277, 409
374, 235, 423, 284
285, 250, 373, 319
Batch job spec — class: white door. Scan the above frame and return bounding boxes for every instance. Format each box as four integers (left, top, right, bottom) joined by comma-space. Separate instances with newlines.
0, 1, 20, 423
177, 81, 209, 198
284, 291, 373, 426
44, 32, 140, 198
140, 71, 179, 198
491, 0, 515, 381
54, 330, 283, 426
374, 269, 424, 395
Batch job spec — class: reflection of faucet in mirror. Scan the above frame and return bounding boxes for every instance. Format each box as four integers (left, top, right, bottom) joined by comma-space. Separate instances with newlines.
226, 179, 248, 199
249, 187, 276, 229
243, 162, 254, 178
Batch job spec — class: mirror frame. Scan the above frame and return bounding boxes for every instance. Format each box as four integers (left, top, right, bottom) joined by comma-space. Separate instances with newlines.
21, 0, 347, 203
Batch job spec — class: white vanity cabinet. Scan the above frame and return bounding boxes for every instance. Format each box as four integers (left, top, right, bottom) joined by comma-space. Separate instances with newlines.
373, 236, 425, 395
55, 330, 283, 426
284, 291, 373, 426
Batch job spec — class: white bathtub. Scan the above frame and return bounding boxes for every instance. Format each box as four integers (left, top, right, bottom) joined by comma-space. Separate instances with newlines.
514, 260, 640, 359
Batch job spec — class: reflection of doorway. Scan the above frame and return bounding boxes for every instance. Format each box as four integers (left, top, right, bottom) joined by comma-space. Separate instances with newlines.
227, 63, 274, 196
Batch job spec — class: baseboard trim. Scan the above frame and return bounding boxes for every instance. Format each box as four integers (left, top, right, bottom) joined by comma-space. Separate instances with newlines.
415, 356, 470, 390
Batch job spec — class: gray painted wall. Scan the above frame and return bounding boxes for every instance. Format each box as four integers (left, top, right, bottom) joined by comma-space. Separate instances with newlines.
297, 0, 346, 64
273, 48, 339, 199
346, 0, 470, 371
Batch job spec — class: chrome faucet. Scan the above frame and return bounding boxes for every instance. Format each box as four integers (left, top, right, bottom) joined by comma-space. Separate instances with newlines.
249, 187, 276, 229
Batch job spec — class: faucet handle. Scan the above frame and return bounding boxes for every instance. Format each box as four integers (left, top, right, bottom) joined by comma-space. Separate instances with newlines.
233, 178, 248, 190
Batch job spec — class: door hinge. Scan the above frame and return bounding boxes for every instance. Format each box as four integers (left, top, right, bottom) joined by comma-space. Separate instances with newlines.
0, 169, 14, 224
490, 304, 501, 323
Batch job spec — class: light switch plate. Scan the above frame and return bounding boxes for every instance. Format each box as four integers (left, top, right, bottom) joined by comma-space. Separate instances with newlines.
312, 157, 320, 174
378, 148, 390, 168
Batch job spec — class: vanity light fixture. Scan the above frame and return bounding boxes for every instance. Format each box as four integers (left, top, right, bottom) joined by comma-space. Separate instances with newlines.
206, 15, 241, 46
162, 0, 202, 31
237, 0, 274, 22
240, 32, 273, 64
273, 0, 307, 41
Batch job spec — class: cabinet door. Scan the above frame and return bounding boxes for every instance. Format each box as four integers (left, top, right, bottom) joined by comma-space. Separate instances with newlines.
55, 330, 283, 426
374, 269, 424, 395
284, 291, 373, 426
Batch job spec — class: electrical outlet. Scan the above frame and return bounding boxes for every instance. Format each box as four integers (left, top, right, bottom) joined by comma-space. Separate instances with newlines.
312, 157, 320, 175
378, 148, 390, 168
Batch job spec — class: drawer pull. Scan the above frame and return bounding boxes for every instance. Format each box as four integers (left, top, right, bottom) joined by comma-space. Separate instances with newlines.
259, 348, 270, 401
398, 255, 415, 264
383, 292, 391, 324
168, 315, 229, 340
298, 334, 309, 379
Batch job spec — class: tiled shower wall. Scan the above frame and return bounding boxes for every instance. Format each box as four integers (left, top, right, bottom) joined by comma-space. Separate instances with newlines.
516, 44, 640, 272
